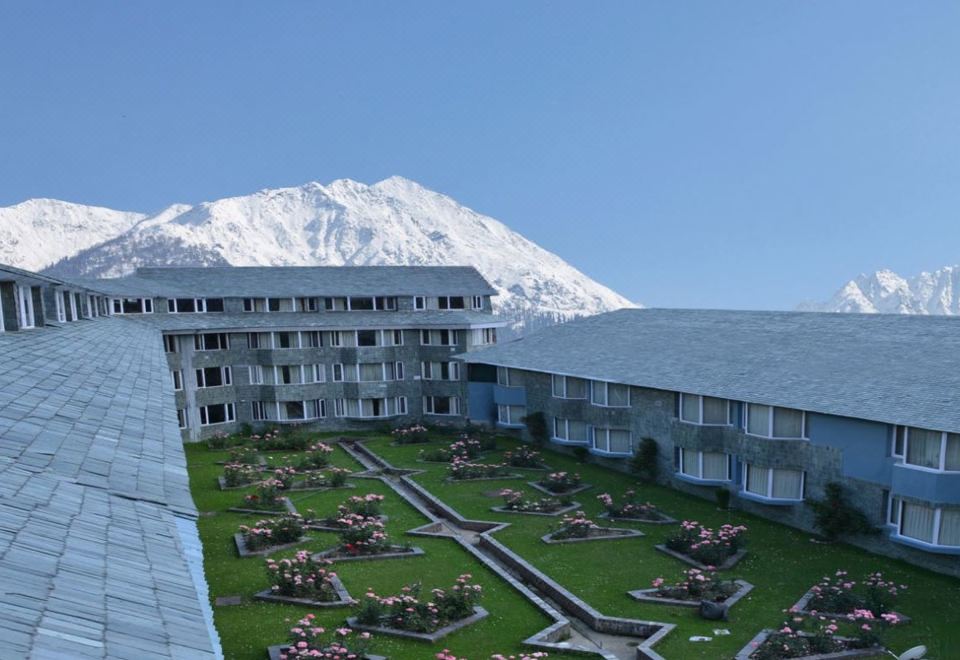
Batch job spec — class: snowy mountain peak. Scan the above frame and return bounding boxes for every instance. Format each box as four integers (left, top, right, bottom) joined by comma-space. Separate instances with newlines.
5, 177, 637, 334
801, 265, 960, 315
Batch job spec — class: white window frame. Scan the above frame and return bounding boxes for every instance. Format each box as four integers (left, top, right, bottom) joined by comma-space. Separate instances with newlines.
194, 333, 228, 351
591, 427, 633, 455
171, 370, 183, 391
248, 365, 264, 385
890, 500, 960, 549
895, 426, 960, 473
306, 364, 325, 383
552, 418, 589, 445
497, 404, 526, 426
199, 403, 236, 426
677, 449, 731, 481
397, 396, 407, 415
17, 286, 35, 329
168, 298, 207, 314
177, 409, 187, 429
196, 366, 232, 389
332, 363, 345, 382
163, 335, 178, 353
423, 395, 461, 416
496, 367, 513, 386
679, 393, 732, 426
334, 398, 346, 417
743, 464, 805, 501
745, 403, 807, 440
54, 291, 66, 323
551, 374, 588, 399
329, 330, 343, 347
590, 380, 630, 408
414, 296, 426, 310
471, 295, 483, 309
0, 292, 4, 331
274, 331, 301, 350
251, 401, 267, 421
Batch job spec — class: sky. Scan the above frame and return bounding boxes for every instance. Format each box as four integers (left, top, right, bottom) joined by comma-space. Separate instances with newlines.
1, 2, 959, 309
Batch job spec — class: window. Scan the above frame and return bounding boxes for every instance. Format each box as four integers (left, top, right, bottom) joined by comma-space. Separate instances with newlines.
679, 393, 731, 426
276, 365, 300, 385
497, 405, 526, 426
177, 409, 187, 429
421, 361, 460, 381
420, 329, 458, 346
349, 296, 374, 311
275, 332, 300, 349
54, 292, 66, 322
306, 364, 325, 383
896, 426, 960, 472
308, 399, 326, 419
423, 396, 461, 416
199, 403, 235, 426
282, 401, 305, 420
329, 331, 343, 347
496, 367, 512, 386
678, 449, 730, 481
194, 333, 228, 351
551, 375, 588, 399
357, 330, 379, 347
359, 363, 385, 382
243, 298, 268, 312
163, 335, 178, 353
324, 296, 347, 311
168, 298, 206, 313
243, 298, 254, 312
17, 286, 34, 329
473, 328, 497, 345
0, 292, 4, 331
248, 366, 264, 385
438, 296, 466, 310
248, 332, 261, 349
592, 428, 633, 454
384, 329, 404, 346
267, 298, 281, 312
471, 296, 483, 310
746, 404, 806, 439
591, 381, 630, 407
744, 465, 804, 500
334, 398, 346, 417
375, 296, 397, 311
890, 500, 960, 548
171, 370, 183, 391
251, 401, 267, 421
302, 331, 322, 348
552, 418, 589, 444
414, 296, 426, 310
332, 364, 345, 382
196, 366, 231, 388
205, 298, 224, 312
297, 297, 319, 312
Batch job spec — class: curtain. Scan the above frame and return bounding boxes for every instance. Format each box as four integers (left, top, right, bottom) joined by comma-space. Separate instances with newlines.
773, 408, 804, 438
284, 401, 305, 420
938, 509, 960, 546
746, 465, 769, 496
567, 378, 588, 399
553, 418, 565, 440
702, 452, 729, 480
907, 428, 942, 469
702, 397, 729, 425
591, 382, 607, 406
772, 469, 804, 499
609, 430, 632, 454
682, 449, 700, 477
900, 502, 936, 543
568, 420, 588, 442
509, 406, 526, 423
680, 394, 700, 423
945, 434, 960, 471
552, 376, 564, 397
747, 404, 770, 436
608, 384, 630, 407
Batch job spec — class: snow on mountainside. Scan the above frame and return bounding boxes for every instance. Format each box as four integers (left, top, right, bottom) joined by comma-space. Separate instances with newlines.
0, 199, 146, 271
800, 265, 960, 315
31, 176, 636, 333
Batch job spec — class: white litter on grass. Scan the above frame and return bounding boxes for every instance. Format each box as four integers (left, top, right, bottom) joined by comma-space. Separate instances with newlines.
713, 629, 731, 635
689, 636, 713, 642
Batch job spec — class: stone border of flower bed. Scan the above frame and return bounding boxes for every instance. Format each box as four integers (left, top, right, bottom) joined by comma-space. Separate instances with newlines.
527, 480, 593, 497
215, 455, 268, 467
654, 544, 748, 571
304, 514, 389, 532
234, 534, 312, 558
733, 630, 884, 660
598, 511, 678, 525
267, 644, 387, 660
790, 587, 912, 624
217, 476, 261, 491
442, 473, 526, 483
311, 545, 425, 563
490, 501, 582, 517
345, 606, 489, 643
227, 497, 298, 516
627, 579, 754, 609
541, 526, 645, 544
285, 481, 356, 492
253, 574, 355, 608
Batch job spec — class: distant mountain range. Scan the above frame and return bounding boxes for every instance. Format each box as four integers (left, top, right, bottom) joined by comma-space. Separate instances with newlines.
800, 265, 960, 315
1, 176, 637, 334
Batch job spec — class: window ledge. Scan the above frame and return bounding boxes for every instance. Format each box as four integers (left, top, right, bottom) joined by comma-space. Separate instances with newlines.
674, 472, 731, 487
889, 533, 960, 555
588, 447, 632, 458
677, 420, 733, 428
737, 490, 803, 506
496, 422, 526, 429
744, 433, 808, 441
550, 437, 589, 447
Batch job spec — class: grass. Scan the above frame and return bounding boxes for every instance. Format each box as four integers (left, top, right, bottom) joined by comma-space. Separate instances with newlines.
365, 434, 960, 659
185, 436, 575, 660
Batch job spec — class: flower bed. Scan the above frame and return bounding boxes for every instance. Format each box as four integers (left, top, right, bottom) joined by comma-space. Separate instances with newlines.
253, 551, 355, 607
528, 472, 591, 496
541, 511, 644, 544
793, 570, 909, 622
296, 442, 335, 469
596, 490, 675, 523
304, 494, 388, 531
503, 446, 550, 470
391, 424, 430, 445
734, 610, 898, 660
219, 462, 263, 489
235, 515, 307, 557
446, 458, 521, 481
234, 479, 289, 512
420, 437, 496, 463
288, 466, 352, 491
347, 574, 488, 641
270, 616, 379, 660
228, 446, 261, 465
490, 488, 579, 516
311, 513, 424, 561
628, 568, 749, 608
250, 429, 311, 451
660, 520, 748, 568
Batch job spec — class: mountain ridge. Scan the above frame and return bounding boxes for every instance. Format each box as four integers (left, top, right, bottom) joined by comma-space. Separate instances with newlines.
800, 264, 960, 315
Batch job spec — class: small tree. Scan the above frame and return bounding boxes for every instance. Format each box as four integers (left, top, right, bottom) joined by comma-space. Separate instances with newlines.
630, 437, 659, 483
522, 411, 549, 446
809, 482, 878, 542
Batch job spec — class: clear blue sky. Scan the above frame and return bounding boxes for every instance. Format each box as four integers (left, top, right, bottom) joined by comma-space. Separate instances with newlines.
2, 2, 958, 309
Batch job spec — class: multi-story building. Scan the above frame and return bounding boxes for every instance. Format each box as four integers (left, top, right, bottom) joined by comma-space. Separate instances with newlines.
459, 308, 960, 576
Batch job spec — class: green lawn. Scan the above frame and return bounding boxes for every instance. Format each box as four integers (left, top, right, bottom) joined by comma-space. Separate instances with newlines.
187, 433, 960, 659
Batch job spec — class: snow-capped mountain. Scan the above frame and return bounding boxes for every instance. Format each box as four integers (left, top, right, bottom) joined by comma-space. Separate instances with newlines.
800, 265, 960, 315
9, 177, 636, 332
0, 198, 146, 271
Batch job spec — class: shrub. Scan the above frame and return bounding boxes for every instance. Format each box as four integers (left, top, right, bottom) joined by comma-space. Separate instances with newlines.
277, 615, 372, 660
265, 551, 340, 600
596, 489, 668, 521
222, 462, 260, 487
538, 471, 582, 493
650, 567, 738, 602
551, 511, 597, 539
807, 570, 906, 617
499, 488, 564, 513
751, 611, 900, 660
715, 486, 731, 510
809, 482, 877, 542
392, 424, 429, 444
503, 445, 544, 468
239, 515, 304, 551
242, 479, 286, 509
665, 520, 748, 566
271, 466, 298, 489
344, 493, 385, 517
629, 437, 659, 483
420, 447, 455, 462
228, 446, 260, 465
448, 458, 511, 480
298, 442, 334, 469
357, 574, 483, 633
572, 446, 589, 463
206, 431, 240, 450
250, 429, 309, 451
522, 412, 549, 446
336, 514, 390, 555
325, 466, 351, 488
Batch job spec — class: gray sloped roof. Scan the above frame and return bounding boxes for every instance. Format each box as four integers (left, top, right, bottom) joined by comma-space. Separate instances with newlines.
65, 265, 498, 298
130, 310, 505, 333
459, 308, 960, 434
0, 318, 219, 658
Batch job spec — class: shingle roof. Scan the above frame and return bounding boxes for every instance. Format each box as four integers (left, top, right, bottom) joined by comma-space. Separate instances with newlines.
0, 318, 220, 659
132, 310, 505, 333
66, 265, 498, 297
459, 308, 960, 434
